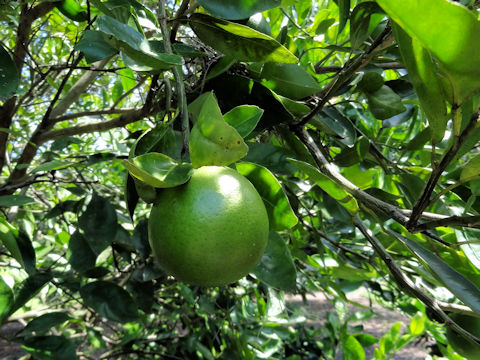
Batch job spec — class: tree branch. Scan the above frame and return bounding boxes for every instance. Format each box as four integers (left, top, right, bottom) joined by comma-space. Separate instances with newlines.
413, 215, 480, 233
294, 127, 410, 225
355, 218, 480, 343
298, 24, 394, 127
407, 111, 480, 230
314, 62, 404, 74
37, 108, 149, 144
51, 108, 136, 122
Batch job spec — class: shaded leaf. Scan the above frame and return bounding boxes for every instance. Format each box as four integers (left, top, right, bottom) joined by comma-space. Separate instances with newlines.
197, 0, 281, 20
236, 162, 297, 231
24, 312, 71, 334
16, 229, 36, 275
0, 195, 35, 207
80, 281, 139, 323
97, 16, 182, 71
68, 231, 97, 273
11, 272, 52, 316
260, 63, 321, 100
189, 92, 248, 168
243, 142, 298, 175
31, 160, 74, 174
253, 232, 297, 291
189, 13, 298, 63
289, 158, 359, 214
0, 277, 13, 324
21, 335, 77, 360
78, 193, 117, 255
124, 153, 193, 188
395, 232, 480, 315
338, 0, 350, 35
0, 43, 18, 101
366, 85, 406, 120
350, 2, 384, 49
224, 105, 263, 138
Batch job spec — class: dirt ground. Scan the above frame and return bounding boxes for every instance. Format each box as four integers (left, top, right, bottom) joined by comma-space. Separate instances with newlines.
0, 290, 432, 360
286, 290, 432, 360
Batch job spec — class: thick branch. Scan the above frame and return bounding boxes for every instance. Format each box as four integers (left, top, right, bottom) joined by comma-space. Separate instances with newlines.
51, 108, 135, 122
407, 111, 480, 229
314, 62, 404, 74
37, 108, 149, 143
294, 127, 409, 225
414, 215, 480, 233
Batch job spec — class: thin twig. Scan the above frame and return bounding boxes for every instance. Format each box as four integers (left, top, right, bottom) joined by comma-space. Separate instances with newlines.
407, 111, 480, 230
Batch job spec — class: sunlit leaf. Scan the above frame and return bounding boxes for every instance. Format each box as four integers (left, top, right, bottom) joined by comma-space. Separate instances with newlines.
461, 155, 480, 182
189, 13, 298, 63
377, 0, 480, 102
197, 0, 281, 20
189, 92, 248, 168
0, 277, 13, 324
224, 105, 263, 138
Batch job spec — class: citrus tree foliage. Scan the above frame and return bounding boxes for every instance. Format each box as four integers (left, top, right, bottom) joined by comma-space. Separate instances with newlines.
2, 0, 480, 358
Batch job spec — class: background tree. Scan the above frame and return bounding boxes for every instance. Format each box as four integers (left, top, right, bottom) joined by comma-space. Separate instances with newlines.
1, 0, 480, 359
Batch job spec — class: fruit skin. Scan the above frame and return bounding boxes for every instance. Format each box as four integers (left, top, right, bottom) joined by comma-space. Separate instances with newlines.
446, 313, 480, 359
148, 166, 269, 286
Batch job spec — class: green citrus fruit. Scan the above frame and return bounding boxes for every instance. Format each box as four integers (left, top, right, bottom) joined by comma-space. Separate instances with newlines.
148, 165, 269, 286
446, 313, 480, 359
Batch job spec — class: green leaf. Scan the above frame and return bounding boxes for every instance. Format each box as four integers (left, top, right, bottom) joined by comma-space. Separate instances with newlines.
0, 277, 13, 324
0, 43, 18, 101
189, 92, 248, 168
31, 159, 74, 174
236, 162, 297, 231
350, 2, 384, 49
68, 231, 97, 273
243, 142, 298, 175
377, 0, 480, 102
366, 85, 406, 120
96, 16, 183, 71
197, 0, 281, 20
21, 335, 78, 360
78, 193, 117, 255
206, 56, 237, 80
0, 217, 23, 268
10, 272, 52, 316
342, 335, 365, 360
408, 313, 425, 336
314, 107, 357, 147
55, 0, 87, 22
253, 232, 296, 291
24, 312, 71, 334
124, 153, 193, 188
75, 30, 118, 63
260, 63, 321, 100
395, 232, 480, 315
16, 229, 36, 275
461, 155, 480, 182
403, 126, 432, 151
80, 281, 139, 323
0, 195, 35, 207
289, 158, 359, 215
393, 24, 447, 143
337, 0, 350, 35
224, 105, 263, 138
189, 13, 298, 63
